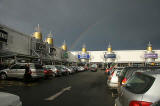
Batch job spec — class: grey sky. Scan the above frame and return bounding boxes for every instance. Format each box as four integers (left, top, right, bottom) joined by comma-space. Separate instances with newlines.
0, 0, 160, 51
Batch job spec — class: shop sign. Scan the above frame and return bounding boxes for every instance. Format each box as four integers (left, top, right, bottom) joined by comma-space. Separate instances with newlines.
104, 54, 116, 58
144, 53, 158, 59
78, 54, 90, 59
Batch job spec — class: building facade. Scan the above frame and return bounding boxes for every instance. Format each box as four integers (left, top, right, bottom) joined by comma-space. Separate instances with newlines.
71, 50, 160, 63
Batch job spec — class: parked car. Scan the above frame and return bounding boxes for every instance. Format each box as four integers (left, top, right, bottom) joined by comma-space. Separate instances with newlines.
77, 66, 85, 72
118, 66, 160, 86
0, 63, 44, 80
70, 66, 78, 72
57, 65, 69, 75
115, 70, 160, 106
0, 64, 8, 70
90, 67, 97, 72
43, 65, 62, 77
43, 67, 55, 78
90, 64, 98, 72
0, 92, 22, 106
152, 100, 160, 106
84, 65, 89, 71
107, 67, 124, 89
66, 67, 75, 74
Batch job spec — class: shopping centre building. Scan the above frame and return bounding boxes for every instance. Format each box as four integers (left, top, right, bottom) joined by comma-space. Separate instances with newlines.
0, 24, 160, 66
71, 43, 160, 65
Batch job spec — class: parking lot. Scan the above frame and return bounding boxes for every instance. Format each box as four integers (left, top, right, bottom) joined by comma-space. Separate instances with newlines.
0, 70, 115, 106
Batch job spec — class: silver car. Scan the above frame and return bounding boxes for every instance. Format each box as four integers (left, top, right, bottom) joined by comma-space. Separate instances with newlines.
0, 63, 45, 79
43, 65, 62, 76
0, 92, 22, 106
77, 66, 85, 72
107, 67, 124, 89
65, 67, 75, 74
115, 70, 160, 106
56, 65, 69, 75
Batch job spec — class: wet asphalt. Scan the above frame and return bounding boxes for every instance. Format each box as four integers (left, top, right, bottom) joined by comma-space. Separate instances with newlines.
0, 70, 115, 106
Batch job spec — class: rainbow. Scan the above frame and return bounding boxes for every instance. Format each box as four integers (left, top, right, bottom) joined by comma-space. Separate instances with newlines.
70, 16, 106, 50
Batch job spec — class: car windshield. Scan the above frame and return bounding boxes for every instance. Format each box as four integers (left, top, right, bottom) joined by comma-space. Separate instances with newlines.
30, 64, 43, 69
45, 65, 55, 69
91, 64, 97, 68
120, 67, 130, 77
125, 72, 155, 94
55, 66, 61, 70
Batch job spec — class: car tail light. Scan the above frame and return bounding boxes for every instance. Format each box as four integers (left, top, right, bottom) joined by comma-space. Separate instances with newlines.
105, 69, 109, 72
129, 101, 152, 106
122, 77, 127, 85
44, 70, 48, 73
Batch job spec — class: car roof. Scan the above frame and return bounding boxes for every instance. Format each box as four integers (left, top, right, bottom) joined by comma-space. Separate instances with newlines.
45, 65, 55, 66
15, 63, 39, 65
123, 67, 160, 78
141, 69, 160, 77
124, 66, 160, 70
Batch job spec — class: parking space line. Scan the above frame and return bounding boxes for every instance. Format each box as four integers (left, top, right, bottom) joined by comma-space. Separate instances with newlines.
45, 86, 72, 101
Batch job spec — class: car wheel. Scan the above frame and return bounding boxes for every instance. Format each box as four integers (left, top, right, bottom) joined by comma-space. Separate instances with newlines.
0, 73, 7, 80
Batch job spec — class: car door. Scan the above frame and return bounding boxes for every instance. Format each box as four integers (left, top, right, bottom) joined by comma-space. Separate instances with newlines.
8, 64, 19, 78
119, 73, 145, 106
32, 64, 44, 78
16, 65, 25, 78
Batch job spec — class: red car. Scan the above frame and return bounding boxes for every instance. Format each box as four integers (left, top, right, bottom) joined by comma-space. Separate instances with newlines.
44, 68, 55, 78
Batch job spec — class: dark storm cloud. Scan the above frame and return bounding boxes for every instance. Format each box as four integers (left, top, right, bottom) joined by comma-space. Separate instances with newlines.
0, 0, 160, 50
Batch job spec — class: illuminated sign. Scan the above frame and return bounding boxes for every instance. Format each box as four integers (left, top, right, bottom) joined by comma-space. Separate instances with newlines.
78, 54, 90, 59
144, 53, 158, 59
104, 54, 116, 58
0, 29, 8, 43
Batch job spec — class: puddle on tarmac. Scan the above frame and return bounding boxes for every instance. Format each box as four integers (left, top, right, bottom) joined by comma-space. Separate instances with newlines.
0, 80, 38, 88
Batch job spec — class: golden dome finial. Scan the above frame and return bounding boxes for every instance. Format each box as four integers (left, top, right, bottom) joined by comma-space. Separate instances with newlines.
63, 40, 66, 45
148, 41, 152, 47
147, 41, 152, 51
61, 40, 67, 51
33, 24, 42, 40
82, 44, 87, 53
107, 42, 112, 52
46, 31, 53, 45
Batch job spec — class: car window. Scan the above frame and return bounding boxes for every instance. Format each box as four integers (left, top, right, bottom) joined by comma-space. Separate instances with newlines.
55, 66, 61, 70
10, 65, 20, 69
120, 68, 129, 77
116, 71, 121, 76
152, 100, 160, 106
20, 65, 26, 69
125, 68, 141, 79
30, 64, 43, 69
46, 65, 55, 69
125, 72, 155, 94
35, 65, 43, 69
